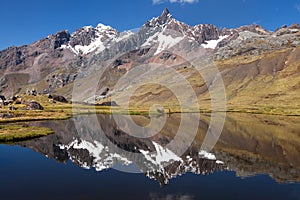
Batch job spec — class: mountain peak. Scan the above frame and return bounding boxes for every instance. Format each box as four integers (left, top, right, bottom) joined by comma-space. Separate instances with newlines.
158, 8, 172, 24
162, 8, 170, 16
96, 23, 115, 31
145, 8, 173, 28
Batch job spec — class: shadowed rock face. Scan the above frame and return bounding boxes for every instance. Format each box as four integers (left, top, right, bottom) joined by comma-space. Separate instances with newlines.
19, 113, 300, 185
53, 31, 71, 50
69, 27, 97, 47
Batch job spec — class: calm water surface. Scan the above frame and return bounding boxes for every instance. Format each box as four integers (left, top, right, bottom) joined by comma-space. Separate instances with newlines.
0, 113, 299, 200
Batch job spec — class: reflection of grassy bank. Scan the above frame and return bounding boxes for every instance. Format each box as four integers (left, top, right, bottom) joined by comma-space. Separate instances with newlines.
215, 113, 300, 164
0, 124, 53, 142
211, 113, 300, 182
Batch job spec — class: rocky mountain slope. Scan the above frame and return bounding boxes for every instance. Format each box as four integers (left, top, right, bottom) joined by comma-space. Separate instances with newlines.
0, 9, 299, 114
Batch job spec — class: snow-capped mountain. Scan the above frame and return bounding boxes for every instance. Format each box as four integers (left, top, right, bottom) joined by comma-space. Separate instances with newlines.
140, 8, 221, 54
62, 8, 224, 57
61, 23, 134, 55
0, 8, 299, 108
0, 8, 231, 97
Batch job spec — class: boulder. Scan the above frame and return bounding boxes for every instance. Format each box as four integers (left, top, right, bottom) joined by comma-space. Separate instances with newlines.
9, 106, 17, 111
12, 96, 17, 101
99, 87, 110, 96
14, 98, 22, 104
23, 101, 44, 110
0, 95, 6, 101
0, 113, 14, 119
27, 89, 37, 96
1, 100, 9, 106
51, 95, 68, 103
0, 95, 6, 106
97, 101, 118, 106
49, 99, 56, 103
157, 108, 165, 114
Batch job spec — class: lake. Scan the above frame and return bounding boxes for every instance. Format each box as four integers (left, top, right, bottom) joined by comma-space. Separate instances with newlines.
0, 113, 300, 199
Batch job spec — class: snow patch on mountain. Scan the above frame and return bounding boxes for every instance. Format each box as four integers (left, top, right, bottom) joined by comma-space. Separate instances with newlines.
199, 150, 217, 160
142, 31, 160, 47
201, 35, 229, 49
154, 32, 185, 55
73, 37, 106, 55
115, 31, 134, 42
142, 27, 185, 55
62, 23, 133, 55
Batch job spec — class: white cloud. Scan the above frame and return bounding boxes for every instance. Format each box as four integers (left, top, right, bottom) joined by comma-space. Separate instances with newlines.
296, 4, 300, 13
153, 0, 198, 5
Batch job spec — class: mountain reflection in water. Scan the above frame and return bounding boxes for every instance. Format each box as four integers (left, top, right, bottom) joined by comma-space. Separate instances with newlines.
20, 113, 300, 185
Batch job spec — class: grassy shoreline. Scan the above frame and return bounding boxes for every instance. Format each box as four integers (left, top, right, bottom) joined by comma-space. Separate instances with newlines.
1, 103, 299, 124
0, 94, 299, 142
0, 124, 54, 142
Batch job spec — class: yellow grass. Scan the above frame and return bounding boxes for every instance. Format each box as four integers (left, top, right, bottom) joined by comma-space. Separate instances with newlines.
0, 124, 53, 142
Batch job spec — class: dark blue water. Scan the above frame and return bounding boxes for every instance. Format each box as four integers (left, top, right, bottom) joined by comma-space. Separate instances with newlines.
1, 144, 299, 200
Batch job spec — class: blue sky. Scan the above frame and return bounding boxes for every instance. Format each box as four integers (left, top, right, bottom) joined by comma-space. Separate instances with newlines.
0, 0, 299, 50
